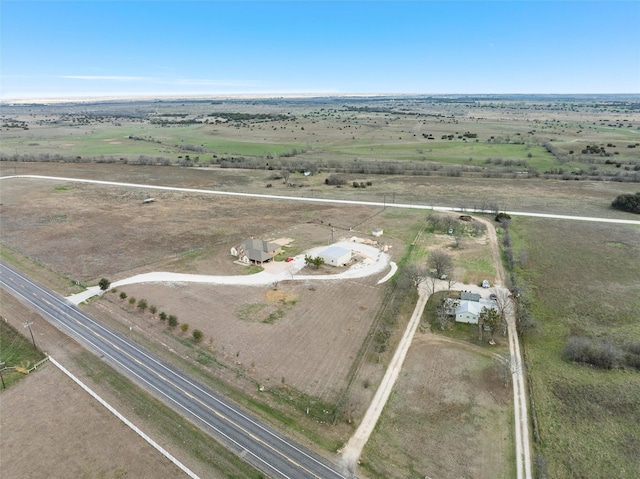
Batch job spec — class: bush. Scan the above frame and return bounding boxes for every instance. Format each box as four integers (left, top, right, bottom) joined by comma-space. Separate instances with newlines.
128, 297, 136, 305
192, 329, 204, 342
611, 192, 640, 213
168, 315, 178, 328
180, 323, 189, 333
159, 311, 167, 321
137, 299, 148, 312
119, 292, 127, 300
98, 278, 111, 291
563, 336, 623, 369
495, 212, 512, 222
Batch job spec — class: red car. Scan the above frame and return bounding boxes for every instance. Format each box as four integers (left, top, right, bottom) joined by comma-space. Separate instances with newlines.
285, 257, 294, 262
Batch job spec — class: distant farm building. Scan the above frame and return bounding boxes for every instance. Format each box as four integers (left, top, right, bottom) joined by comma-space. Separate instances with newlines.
319, 245, 352, 267
460, 291, 481, 302
372, 228, 383, 237
482, 279, 491, 288
231, 238, 280, 265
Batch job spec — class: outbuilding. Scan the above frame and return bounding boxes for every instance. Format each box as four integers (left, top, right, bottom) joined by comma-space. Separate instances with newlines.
319, 245, 352, 267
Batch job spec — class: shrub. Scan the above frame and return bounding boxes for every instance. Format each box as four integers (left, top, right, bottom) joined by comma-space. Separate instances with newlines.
180, 323, 189, 333
119, 292, 127, 300
128, 297, 136, 305
159, 311, 167, 321
192, 329, 204, 342
611, 192, 640, 214
495, 212, 512, 222
563, 336, 623, 369
98, 278, 111, 291
168, 315, 178, 328
137, 299, 148, 312
149, 305, 157, 315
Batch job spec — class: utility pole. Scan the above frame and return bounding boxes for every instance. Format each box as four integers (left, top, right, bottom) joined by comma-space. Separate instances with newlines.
24, 321, 36, 349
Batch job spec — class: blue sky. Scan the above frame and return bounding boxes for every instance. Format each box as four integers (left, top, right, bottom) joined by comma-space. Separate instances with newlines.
1, 1, 639, 99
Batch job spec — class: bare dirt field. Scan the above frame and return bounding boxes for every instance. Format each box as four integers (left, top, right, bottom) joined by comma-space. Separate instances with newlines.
0, 364, 182, 479
91, 277, 385, 404
360, 334, 513, 479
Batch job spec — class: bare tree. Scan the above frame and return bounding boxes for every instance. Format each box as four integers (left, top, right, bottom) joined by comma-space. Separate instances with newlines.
281, 169, 291, 184
479, 307, 501, 342
494, 289, 514, 335
428, 250, 453, 279
404, 263, 428, 287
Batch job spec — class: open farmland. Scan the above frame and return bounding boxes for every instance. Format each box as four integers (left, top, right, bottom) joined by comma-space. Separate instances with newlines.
1, 95, 640, 479
2, 95, 639, 183
508, 218, 640, 478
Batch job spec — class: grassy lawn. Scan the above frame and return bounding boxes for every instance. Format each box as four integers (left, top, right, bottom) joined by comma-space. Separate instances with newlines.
510, 218, 640, 478
0, 321, 46, 388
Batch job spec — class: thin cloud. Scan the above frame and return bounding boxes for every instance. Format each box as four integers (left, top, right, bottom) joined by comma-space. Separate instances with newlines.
59, 75, 150, 81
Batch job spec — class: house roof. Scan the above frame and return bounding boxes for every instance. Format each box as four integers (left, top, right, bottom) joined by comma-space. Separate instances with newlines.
455, 299, 498, 317
460, 291, 481, 302
238, 238, 279, 262
320, 245, 351, 260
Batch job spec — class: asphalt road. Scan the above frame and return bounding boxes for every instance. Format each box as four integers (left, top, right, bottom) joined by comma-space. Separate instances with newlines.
0, 262, 352, 479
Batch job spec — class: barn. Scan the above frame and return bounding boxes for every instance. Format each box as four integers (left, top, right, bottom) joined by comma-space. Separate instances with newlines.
319, 245, 352, 267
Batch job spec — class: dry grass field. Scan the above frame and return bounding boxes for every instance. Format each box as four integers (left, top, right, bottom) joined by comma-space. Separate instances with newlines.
360, 335, 513, 479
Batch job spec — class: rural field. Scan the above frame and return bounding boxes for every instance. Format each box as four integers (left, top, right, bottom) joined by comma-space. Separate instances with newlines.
1, 95, 639, 478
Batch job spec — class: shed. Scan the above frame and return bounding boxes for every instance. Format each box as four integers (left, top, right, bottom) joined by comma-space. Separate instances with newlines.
319, 246, 352, 267
372, 228, 384, 237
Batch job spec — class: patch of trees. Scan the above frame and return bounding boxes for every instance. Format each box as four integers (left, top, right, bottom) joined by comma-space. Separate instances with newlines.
304, 255, 324, 269
206, 112, 291, 122
352, 181, 372, 188
611, 192, 640, 213
563, 336, 640, 370
325, 174, 347, 186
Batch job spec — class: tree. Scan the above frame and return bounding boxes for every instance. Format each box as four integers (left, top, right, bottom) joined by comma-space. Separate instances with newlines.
119, 291, 127, 300
159, 311, 167, 321
180, 323, 189, 333
611, 192, 640, 214
192, 329, 204, 342
281, 169, 291, 184
404, 263, 427, 287
137, 299, 148, 312
428, 250, 453, 279
373, 328, 391, 362
494, 289, 514, 335
304, 255, 325, 269
168, 315, 178, 328
129, 296, 136, 305
98, 278, 111, 291
479, 307, 501, 342
149, 305, 157, 315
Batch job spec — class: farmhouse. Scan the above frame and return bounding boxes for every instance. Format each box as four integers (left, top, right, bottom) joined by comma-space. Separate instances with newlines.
319, 245, 352, 267
231, 238, 280, 264
455, 299, 498, 324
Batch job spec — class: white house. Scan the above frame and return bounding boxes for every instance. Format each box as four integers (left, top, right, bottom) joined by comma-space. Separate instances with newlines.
319, 245, 352, 267
455, 299, 498, 324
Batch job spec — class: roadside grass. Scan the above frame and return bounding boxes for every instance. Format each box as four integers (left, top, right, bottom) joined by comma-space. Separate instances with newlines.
0, 320, 46, 389
0, 244, 84, 295
72, 351, 265, 479
510, 218, 640, 478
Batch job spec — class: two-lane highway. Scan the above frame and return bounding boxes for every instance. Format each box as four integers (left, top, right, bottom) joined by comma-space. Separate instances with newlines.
0, 262, 352, 479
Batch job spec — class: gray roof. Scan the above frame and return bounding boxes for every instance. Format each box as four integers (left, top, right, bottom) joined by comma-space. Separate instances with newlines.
320, 245, 351, 260
238, 238, 278, 262
460, 291, 481, 302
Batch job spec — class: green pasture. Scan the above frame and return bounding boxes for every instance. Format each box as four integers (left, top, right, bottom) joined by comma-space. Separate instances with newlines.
510, 218, 640, 479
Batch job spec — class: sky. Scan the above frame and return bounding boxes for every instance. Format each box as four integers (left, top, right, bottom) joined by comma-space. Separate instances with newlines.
1, 1, 639, 99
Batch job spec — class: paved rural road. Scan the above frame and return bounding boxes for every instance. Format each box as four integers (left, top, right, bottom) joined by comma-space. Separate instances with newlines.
0, 262, 352, 479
